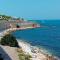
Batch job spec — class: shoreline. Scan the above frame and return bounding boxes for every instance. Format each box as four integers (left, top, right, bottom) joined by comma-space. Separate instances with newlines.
17, 39, 46, 60
17, 39, 59, 60
0, 30, 60, 60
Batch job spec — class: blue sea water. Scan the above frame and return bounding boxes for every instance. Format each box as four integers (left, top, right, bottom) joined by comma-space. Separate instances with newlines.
12, 20, 60, 58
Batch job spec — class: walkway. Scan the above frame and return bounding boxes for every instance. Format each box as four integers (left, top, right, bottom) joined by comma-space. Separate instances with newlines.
0, 45, 19, 60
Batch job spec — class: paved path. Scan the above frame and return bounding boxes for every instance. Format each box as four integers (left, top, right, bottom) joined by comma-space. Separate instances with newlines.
0, 45, 19, 60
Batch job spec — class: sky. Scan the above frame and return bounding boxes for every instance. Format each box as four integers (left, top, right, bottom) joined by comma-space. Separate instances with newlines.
0, 0, 60, 20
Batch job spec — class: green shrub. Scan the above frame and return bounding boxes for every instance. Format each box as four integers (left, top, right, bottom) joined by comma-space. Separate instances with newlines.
17, 48, 32, 60
0, 34, 19, 47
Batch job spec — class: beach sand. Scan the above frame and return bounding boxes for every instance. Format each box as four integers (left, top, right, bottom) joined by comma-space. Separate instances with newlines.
17, 40, 48, 60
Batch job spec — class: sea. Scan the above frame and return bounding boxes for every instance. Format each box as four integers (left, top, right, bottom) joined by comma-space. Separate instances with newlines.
12, 20, 60, 58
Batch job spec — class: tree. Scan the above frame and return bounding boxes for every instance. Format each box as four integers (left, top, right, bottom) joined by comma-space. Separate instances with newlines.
0, 15, 12, 20
0, 34, 19, 47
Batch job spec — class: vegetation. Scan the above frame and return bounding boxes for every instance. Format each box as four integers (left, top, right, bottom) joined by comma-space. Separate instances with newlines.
0, 15, 12, 20
17, 48, 32, 60
0, 34, 19, 47
0, 15, 25, 21
16, 24, 20, 28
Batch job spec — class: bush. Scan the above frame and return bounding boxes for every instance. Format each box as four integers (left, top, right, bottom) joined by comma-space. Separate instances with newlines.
17, 48, 32, 60
0, 34, 19, 47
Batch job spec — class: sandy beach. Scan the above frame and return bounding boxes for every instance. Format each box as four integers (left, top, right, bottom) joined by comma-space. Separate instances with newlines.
17, 40, 48, 60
